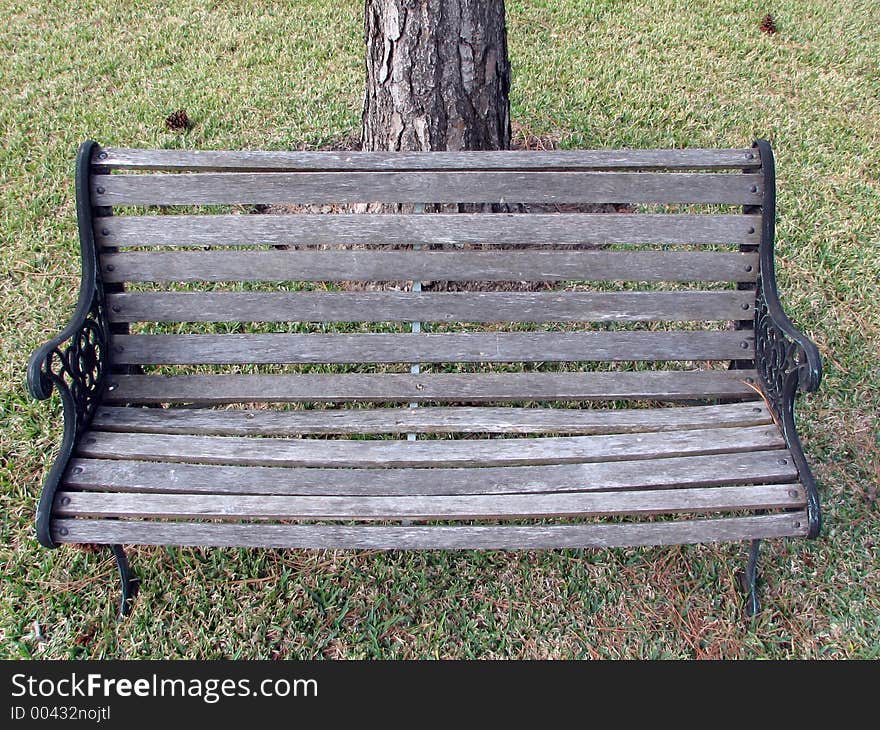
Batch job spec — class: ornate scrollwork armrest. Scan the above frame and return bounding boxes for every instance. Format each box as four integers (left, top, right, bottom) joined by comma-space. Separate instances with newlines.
26, 284, 109, 548
752, 138, 823, 538
26, 140, 110, 548
26, 291, 109, 430
754, 276, 822, 415
751, 139, 822, 414
754, 282, 823, 539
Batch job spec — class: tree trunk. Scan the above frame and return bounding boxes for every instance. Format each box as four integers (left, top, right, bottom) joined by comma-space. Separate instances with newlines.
362, 0, 511, 152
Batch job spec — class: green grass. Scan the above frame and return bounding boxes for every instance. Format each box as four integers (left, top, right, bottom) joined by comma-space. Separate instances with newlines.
2, 0, 878, 658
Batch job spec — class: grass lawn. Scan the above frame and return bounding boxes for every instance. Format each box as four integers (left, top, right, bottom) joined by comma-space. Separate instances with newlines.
1, 0, 878, 659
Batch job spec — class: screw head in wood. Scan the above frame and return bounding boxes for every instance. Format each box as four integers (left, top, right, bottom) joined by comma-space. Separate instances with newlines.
740, 341, 750, 349
111, 305, 121, 313
748, 226, 755, 234
101, 228, 110, 236
778, 458, 788, 465
789, 490, 799, 498
72, 466, 84, 474
60, 496, 71, 506
96, 186, 105, 194
59, 527, 69, 536
750, 185, 758, 193
745, 265, 753, 272
98, 151, 108, 159
741, 302, 750, 310
106, 264, 115, 271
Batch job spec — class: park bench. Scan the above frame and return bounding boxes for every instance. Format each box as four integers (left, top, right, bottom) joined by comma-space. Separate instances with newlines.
28, 139, 821, 617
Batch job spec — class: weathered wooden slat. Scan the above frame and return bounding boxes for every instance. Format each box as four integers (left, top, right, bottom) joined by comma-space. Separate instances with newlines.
111, 331, 755, 366
91, 402, 773, 436
50, 512, 810, 548
101, 250, 761, 284
63, 449, 798, 496
103, 370, 760, 404
96, 213, 761, 248
106, 290, 756, 324
53, 484, 804, 521
92, 171, 765, 207
77, 425, 783, 468
93, 147, 762, 172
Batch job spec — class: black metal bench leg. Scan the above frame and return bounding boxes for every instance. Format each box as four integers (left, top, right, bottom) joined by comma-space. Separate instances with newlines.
111, 545, 140, 618
739, 539, 762, 617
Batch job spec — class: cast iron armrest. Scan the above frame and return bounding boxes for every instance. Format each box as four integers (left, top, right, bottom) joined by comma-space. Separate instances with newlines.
752, 139, 823, 538
25, 277, 109, 417
26, 141, 110, 548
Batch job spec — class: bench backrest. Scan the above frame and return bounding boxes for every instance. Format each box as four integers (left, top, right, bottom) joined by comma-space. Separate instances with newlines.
88, 145, 767, 406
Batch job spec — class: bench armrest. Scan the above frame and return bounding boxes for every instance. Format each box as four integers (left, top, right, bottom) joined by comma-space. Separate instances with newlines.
25, 284, 109, 412
752, 139, 823, 537
752, 140, 822, 400
27, 141, 111, 548
755, 278, 822, 396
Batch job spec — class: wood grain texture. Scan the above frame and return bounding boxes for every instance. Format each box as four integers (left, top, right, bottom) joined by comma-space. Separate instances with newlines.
96, 212, 761, 248
90, 402, 773, 436
76, 425, 784, 468
49, 143, 815, 554
111, 331, 755, 365
101, 250, 761, 284
92, 147, 762, 172
102, 370, 761, 404
53, 484, 805, 520
63, 449, 799, 496
92, 172, 764, 206
106, 290, 756, 324
50, 512, 810, 548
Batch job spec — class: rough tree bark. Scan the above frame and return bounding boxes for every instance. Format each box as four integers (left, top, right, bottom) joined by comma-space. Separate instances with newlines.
362, 0, 511, 152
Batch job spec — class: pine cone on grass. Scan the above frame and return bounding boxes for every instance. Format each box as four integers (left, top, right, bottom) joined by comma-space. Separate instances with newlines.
165, 109, 191, 131
759, 14, 778, 35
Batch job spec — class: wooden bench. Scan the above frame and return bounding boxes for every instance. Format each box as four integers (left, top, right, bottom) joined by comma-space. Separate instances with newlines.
28, 139, 822, 616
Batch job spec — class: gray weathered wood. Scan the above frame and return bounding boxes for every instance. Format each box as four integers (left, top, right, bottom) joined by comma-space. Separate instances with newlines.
93, 147, 762, 172
63, 449, 798, 496
102, 370, 761, 404
90, 402, 772, 436
111, 331, 755, 365
96, 212, 761, 248
101, 250, 761, 284
54, 484, 804, 521
92, 172, 764, 206
50, 511, 810, 548
44, 143, 818, 557
106, 290, 756, 324
77, 425, 784, 468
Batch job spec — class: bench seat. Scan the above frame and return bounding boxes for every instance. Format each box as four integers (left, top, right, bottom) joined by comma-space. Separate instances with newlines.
49, 401, 808, 548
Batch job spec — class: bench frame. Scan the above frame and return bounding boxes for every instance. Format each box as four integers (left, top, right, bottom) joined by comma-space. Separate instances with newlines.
27, 139, 822, 617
